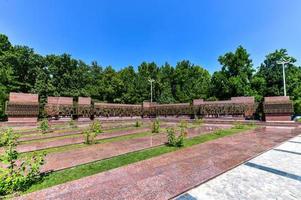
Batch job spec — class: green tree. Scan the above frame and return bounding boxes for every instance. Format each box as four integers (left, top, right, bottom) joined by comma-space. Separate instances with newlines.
255, 49, 301, 113
135, 62, 159, 103
157, 63, 175, 103
211, 46, 254, 99
118, 66, 137, 103
174, 60, 210, 102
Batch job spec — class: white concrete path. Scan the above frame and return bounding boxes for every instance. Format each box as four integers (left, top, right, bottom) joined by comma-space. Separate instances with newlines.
176, 134, 301, 200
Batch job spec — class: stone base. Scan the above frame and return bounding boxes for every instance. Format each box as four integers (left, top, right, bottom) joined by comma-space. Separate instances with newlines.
95, 116, 142, 121
8, 117, 38, 123
157, 115, 191, 120
265, 114, 291, 122
77, 117, 91, 122
57, 117, 72, 121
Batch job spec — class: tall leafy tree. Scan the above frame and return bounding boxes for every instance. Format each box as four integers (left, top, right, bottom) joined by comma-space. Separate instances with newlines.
135, 62, 159, 103
174, 60, 210, 102
255, 49, 301, 113
118, 66, 137, 103
211, 46, 254, 99
157, 63, 175, 103
0, 34, 18, 118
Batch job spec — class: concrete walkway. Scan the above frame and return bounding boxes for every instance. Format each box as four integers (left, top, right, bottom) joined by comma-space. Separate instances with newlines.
176, 134, 301, 200
16, 126, 300, 200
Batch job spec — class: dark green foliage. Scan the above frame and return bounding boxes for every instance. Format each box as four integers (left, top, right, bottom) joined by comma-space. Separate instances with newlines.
211, 46, 254, 99
1, 33, 301, 117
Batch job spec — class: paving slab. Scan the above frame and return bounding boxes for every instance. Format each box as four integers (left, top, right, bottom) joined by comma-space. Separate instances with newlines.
41, 125, 224, 172
0, 127, 150, 153
16, 126, 300, 200
177, 134, 301, 200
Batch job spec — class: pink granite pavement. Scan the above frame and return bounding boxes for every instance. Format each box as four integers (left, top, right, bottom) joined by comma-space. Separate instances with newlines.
16, 126, 300, 200
0, 127, 151, 153
41, 125, 227, 172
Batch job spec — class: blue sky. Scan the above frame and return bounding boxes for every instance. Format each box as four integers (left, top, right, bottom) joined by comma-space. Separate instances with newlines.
0, 0, 300, 73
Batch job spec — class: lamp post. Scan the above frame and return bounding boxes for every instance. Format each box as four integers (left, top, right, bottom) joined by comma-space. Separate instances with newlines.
277, 59, 291, 96
148, 79, 155, 103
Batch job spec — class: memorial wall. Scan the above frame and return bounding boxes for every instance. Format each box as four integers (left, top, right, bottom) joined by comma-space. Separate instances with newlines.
5, 93, 39, 122
4, 93, 294, 122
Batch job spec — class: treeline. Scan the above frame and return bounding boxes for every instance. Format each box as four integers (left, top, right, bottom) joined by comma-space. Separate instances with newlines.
0, 33, 301, 119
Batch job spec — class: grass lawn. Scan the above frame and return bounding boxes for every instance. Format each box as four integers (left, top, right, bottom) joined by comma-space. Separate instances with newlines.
19, 131, 154, 158
24, 124, 256, 194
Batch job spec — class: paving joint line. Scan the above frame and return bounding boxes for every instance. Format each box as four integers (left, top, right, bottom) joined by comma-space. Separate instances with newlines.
288, 141, 301, 144
244, 162, 301, 182
273, 149, 301, 156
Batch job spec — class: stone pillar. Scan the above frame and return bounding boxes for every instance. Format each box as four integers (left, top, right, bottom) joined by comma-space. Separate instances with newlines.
45, 97, 73, 121
142, 101, 157, 118
6, 92, 39, 123
263, 96, 293, 122
231, 96, 255, 119
77, 97, 92, 121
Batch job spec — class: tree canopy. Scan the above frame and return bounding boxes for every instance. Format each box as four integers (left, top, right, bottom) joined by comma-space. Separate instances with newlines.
0, 33, 301, 119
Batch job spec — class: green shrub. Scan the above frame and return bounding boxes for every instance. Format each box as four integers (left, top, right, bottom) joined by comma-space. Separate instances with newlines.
166, 128, 185, 147
83, 130, 97, 145
193, 118, 203, 125
68, 119, 77, 128
38, 119, 50, 134
90, 120, 102, 134
167, 128, 176, 146
233, 122, 245, 129
84, 120, 102, 144
0, 129, 45, 196
297, 118, 301, 123
152, 119, 160, 133
177, 133, 185, 147
0, 128, 20, 147
135, 120, 142, 127
179, 120, 188, 129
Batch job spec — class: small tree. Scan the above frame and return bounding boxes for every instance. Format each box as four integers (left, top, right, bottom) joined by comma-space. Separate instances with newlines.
152, 119, 160, 133
233, 122, 245, 129
83, 120, 102, 145
38, 119, 50, 134
167, 128, 176, 146
83, 130, 97, 145
166, 128, 185, 147
193, 117, 203, 126
135, 120, 141, 127
68, 119, 77, 128
0, 129, 45, 195
0, 128, 20, 147
90, 120, 102, 134
179, 120, 188, 138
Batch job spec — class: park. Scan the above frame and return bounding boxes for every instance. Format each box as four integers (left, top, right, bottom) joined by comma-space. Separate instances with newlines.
0, 1, 301, 199
0, 91, 300, 199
